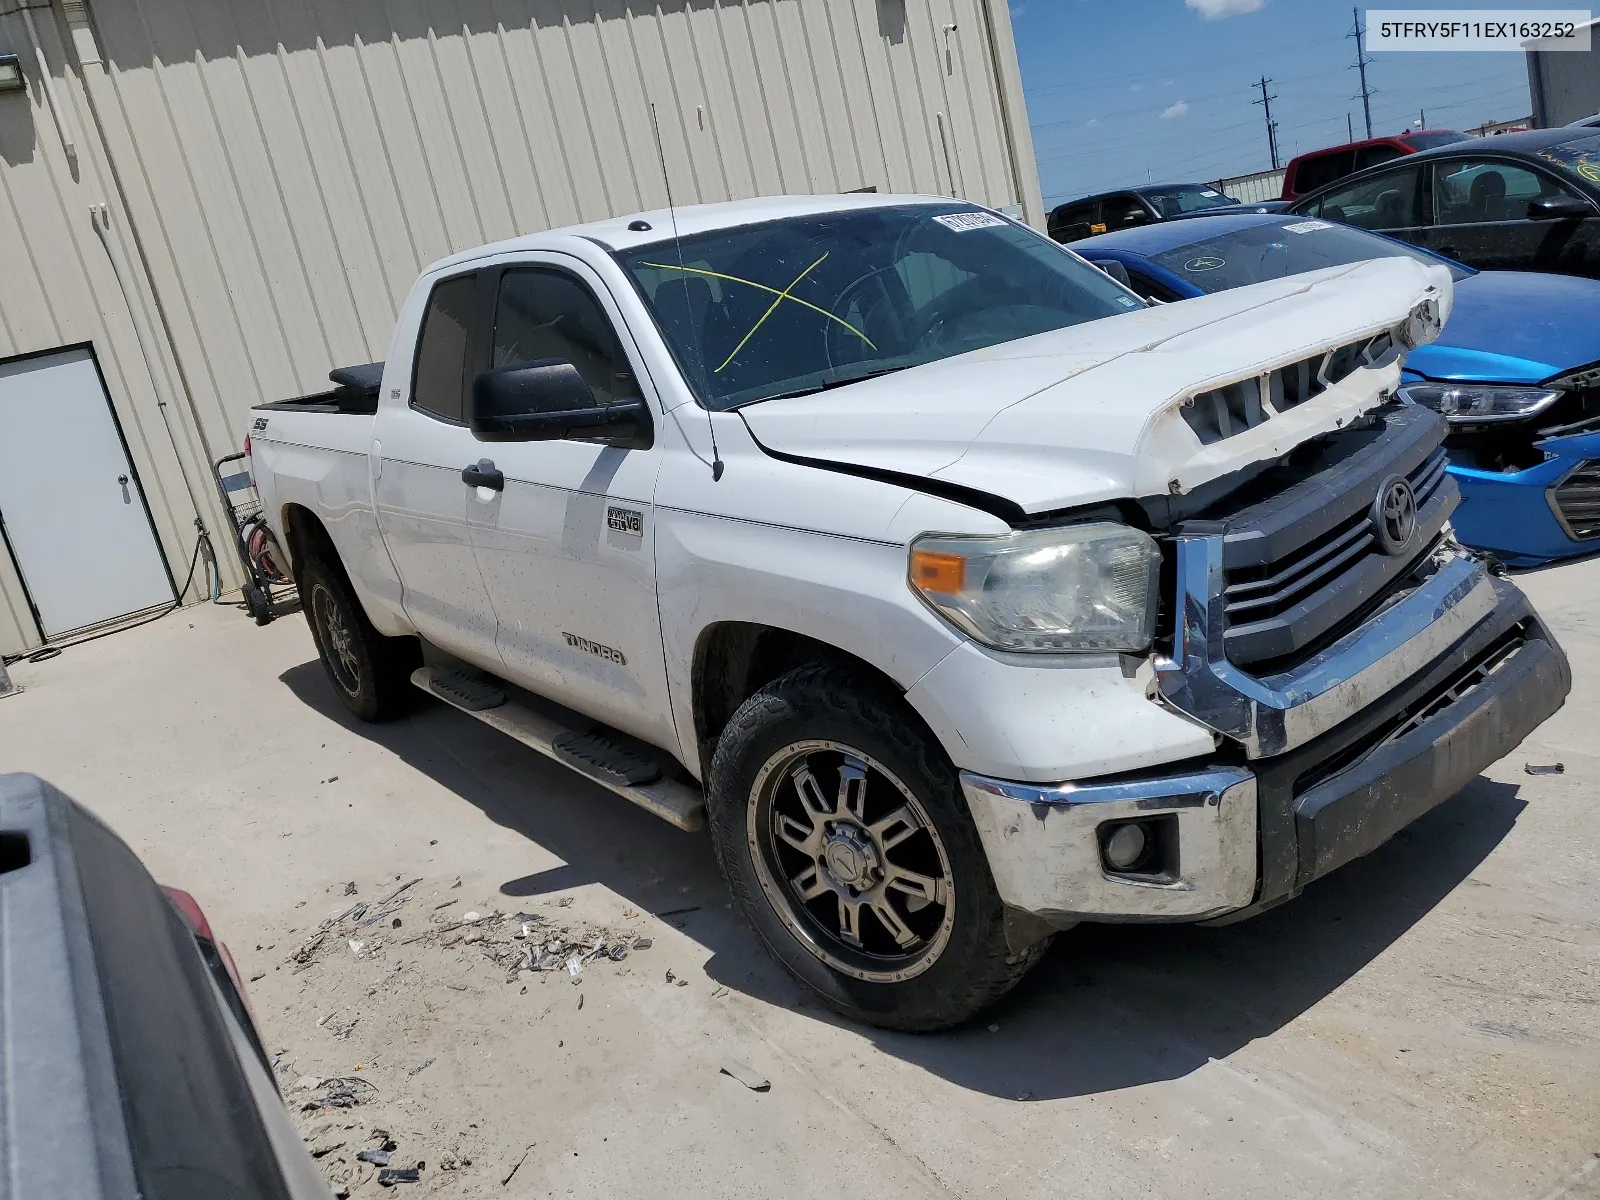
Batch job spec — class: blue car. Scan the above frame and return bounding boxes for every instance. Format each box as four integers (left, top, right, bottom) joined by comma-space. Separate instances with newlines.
1073, 212, 1600, 566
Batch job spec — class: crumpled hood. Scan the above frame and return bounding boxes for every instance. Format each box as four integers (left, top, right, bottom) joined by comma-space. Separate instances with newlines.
1406, 269, 1600, 385
740, 257, 1453, 514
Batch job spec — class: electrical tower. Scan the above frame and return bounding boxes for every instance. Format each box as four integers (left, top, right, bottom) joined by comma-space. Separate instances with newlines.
1253, 76, 1280, 169
1349, 7, 1375, 139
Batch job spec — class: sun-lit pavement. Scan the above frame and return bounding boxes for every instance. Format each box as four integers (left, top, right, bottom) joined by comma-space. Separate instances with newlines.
3, 559, 1597, 1198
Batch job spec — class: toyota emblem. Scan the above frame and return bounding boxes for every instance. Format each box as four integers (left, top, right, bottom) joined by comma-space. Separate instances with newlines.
1372, 475, 1419, 555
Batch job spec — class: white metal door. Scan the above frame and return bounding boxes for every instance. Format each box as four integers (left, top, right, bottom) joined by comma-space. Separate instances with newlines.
0, 349, 174, 637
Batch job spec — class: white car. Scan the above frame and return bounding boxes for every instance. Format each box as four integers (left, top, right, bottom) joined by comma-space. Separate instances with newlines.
247, 194, 1570, 1030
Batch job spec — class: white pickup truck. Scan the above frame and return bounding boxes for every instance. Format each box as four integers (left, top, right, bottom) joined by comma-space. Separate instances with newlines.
248, 194, 1570, 1031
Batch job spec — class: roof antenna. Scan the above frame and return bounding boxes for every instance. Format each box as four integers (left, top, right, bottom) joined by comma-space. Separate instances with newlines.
649, 102, 722, 481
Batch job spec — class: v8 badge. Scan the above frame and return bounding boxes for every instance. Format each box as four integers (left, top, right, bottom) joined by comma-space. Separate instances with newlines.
607, 506, 644, 535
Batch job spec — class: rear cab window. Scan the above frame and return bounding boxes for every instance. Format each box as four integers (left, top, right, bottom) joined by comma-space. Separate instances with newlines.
410, 273, 477, 422
1293, 149, 1357, 196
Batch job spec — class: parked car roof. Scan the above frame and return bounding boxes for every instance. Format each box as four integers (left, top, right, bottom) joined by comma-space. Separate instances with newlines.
1070, 209, 1289, 254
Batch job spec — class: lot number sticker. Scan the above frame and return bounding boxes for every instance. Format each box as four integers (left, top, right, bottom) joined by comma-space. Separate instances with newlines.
1282, 220, 1333, 234
933, 211, 1007, 232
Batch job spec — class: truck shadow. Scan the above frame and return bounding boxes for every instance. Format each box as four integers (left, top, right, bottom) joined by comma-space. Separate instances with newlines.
279, 660, 1525, 1101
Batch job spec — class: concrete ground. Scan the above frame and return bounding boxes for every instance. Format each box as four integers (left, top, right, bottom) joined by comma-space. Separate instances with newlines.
2, 559, 1598, 1200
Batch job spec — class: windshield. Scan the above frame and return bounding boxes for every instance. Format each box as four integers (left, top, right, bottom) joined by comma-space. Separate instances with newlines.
1537, 133, 1600, 187
1404, 131, 1471, 151
1142, 185, 1238, 218
614, 204, 1143, 409
1146, 218, 1473, 293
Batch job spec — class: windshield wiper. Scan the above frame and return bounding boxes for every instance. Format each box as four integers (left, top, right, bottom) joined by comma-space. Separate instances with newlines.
746, 365, 913, 405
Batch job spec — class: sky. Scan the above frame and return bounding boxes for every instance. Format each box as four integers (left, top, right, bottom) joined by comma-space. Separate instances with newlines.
1012, 0, 1539, 206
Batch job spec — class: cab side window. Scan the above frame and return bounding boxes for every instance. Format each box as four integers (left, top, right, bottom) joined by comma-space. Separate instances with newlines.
1104, 195, 1153, 231
410, 273, 477, 422
1432, 159, 1582, 224
1049, 200, 1099, 242
1295, 149, 1356, 196
492, 269, 639, 409
1313, 164, 1422, 229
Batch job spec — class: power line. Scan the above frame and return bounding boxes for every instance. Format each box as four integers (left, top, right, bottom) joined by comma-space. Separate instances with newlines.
1252, 76, 1281, 170
1349, 6, 1375, 138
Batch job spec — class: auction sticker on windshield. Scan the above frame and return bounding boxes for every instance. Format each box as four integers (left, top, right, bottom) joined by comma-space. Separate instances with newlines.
1283, 220, 1333, 233
933, 211, 1007, 232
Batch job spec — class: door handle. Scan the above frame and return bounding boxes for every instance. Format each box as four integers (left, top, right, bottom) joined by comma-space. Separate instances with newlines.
462, 459, 504, 491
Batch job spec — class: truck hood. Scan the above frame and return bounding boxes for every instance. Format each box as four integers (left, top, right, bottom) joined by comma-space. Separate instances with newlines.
739, 257, 1452, 515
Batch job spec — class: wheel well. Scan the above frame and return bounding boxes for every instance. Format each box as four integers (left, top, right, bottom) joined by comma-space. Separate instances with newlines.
281, 504, 337, 578
691, 623, 904, 765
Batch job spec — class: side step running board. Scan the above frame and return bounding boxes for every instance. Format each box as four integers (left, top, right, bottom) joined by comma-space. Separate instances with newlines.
411, 666, 705, 832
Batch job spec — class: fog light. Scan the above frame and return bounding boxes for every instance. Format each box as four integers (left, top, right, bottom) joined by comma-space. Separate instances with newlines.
1103, 822, 1148, 872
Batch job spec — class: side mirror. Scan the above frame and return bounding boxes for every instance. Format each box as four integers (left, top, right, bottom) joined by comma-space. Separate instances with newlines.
1093, 258, 1132, 287
1527, 195, 1592, 220
469, 359, 649, 447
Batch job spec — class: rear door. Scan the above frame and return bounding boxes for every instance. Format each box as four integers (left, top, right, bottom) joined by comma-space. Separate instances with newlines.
1305, 162, 1429, 247
372, 271, 502, 668
1424, 156, 1597, 272
466, 256, 674, 749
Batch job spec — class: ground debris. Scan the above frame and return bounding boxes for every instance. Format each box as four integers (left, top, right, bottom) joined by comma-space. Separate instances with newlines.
1525, 762, 1565, 775
301, 1075, 378, 1111
357, 1148, 391, 1166
377, 1166, 421, 1186
501, 1145, 534, 1186
719, 1059, 771, 1092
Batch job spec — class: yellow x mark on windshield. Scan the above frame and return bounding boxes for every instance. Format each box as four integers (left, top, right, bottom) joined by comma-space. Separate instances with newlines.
640, 257, 877, 369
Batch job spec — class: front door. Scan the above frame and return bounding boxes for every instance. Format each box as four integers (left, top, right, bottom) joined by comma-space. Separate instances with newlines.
466, 259, 674, 750
0, 348, 173, 637
1425, 158, 1597, 273
372, 271, 501, 669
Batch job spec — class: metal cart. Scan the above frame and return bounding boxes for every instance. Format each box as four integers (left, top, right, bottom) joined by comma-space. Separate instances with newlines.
212, 452, 294, 626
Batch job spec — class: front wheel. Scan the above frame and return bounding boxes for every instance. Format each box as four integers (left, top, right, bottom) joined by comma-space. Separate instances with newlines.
707, 664, 1047, 1031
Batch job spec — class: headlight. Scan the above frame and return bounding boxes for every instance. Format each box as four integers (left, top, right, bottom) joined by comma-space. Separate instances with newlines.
1397, 381, 1563, 423
909, 523, 1161, 653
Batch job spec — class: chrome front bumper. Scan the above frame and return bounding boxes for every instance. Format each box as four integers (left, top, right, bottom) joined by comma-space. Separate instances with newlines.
1155, 539, 1496, 758
962, 767, 1258, 923
962, 539, 1567, 925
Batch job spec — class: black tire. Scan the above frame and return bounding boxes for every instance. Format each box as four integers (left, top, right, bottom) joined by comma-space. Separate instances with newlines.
243, 582, 274, 626
298, 556, 420, 722
707, 664, 1048, 1031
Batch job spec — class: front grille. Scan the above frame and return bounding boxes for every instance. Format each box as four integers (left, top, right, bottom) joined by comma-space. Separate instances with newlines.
1550, 460, 1600, 541
1176, 404, 1455, 670
1223, 448, 1448, 625
1293, 622, 1529, 794
1182, 332, 1398, 445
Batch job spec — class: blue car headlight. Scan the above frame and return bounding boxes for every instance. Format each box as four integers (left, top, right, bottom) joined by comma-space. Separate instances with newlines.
1397, 382, 1563, 424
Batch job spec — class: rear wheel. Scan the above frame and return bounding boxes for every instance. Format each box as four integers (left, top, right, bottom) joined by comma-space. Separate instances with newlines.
298, 557, 420, 722
707, 664, 1047, 1031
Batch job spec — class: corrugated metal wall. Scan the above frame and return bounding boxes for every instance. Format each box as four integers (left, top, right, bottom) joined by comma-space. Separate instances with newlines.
0, 0, 226, 658
0, 0, 1041, 658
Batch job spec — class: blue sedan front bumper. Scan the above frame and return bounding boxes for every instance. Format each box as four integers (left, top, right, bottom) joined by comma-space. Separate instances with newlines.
1449, 428, 1600, 566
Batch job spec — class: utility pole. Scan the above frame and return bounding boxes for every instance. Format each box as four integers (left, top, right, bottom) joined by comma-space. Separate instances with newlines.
1419, 107, 1427, 128
1253, 76, 1280, 169
1347, 112, 1354, 142
1350, 6, 1375, 139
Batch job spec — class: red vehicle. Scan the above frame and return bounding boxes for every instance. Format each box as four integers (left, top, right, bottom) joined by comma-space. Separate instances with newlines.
1280, 130, 1471, 201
